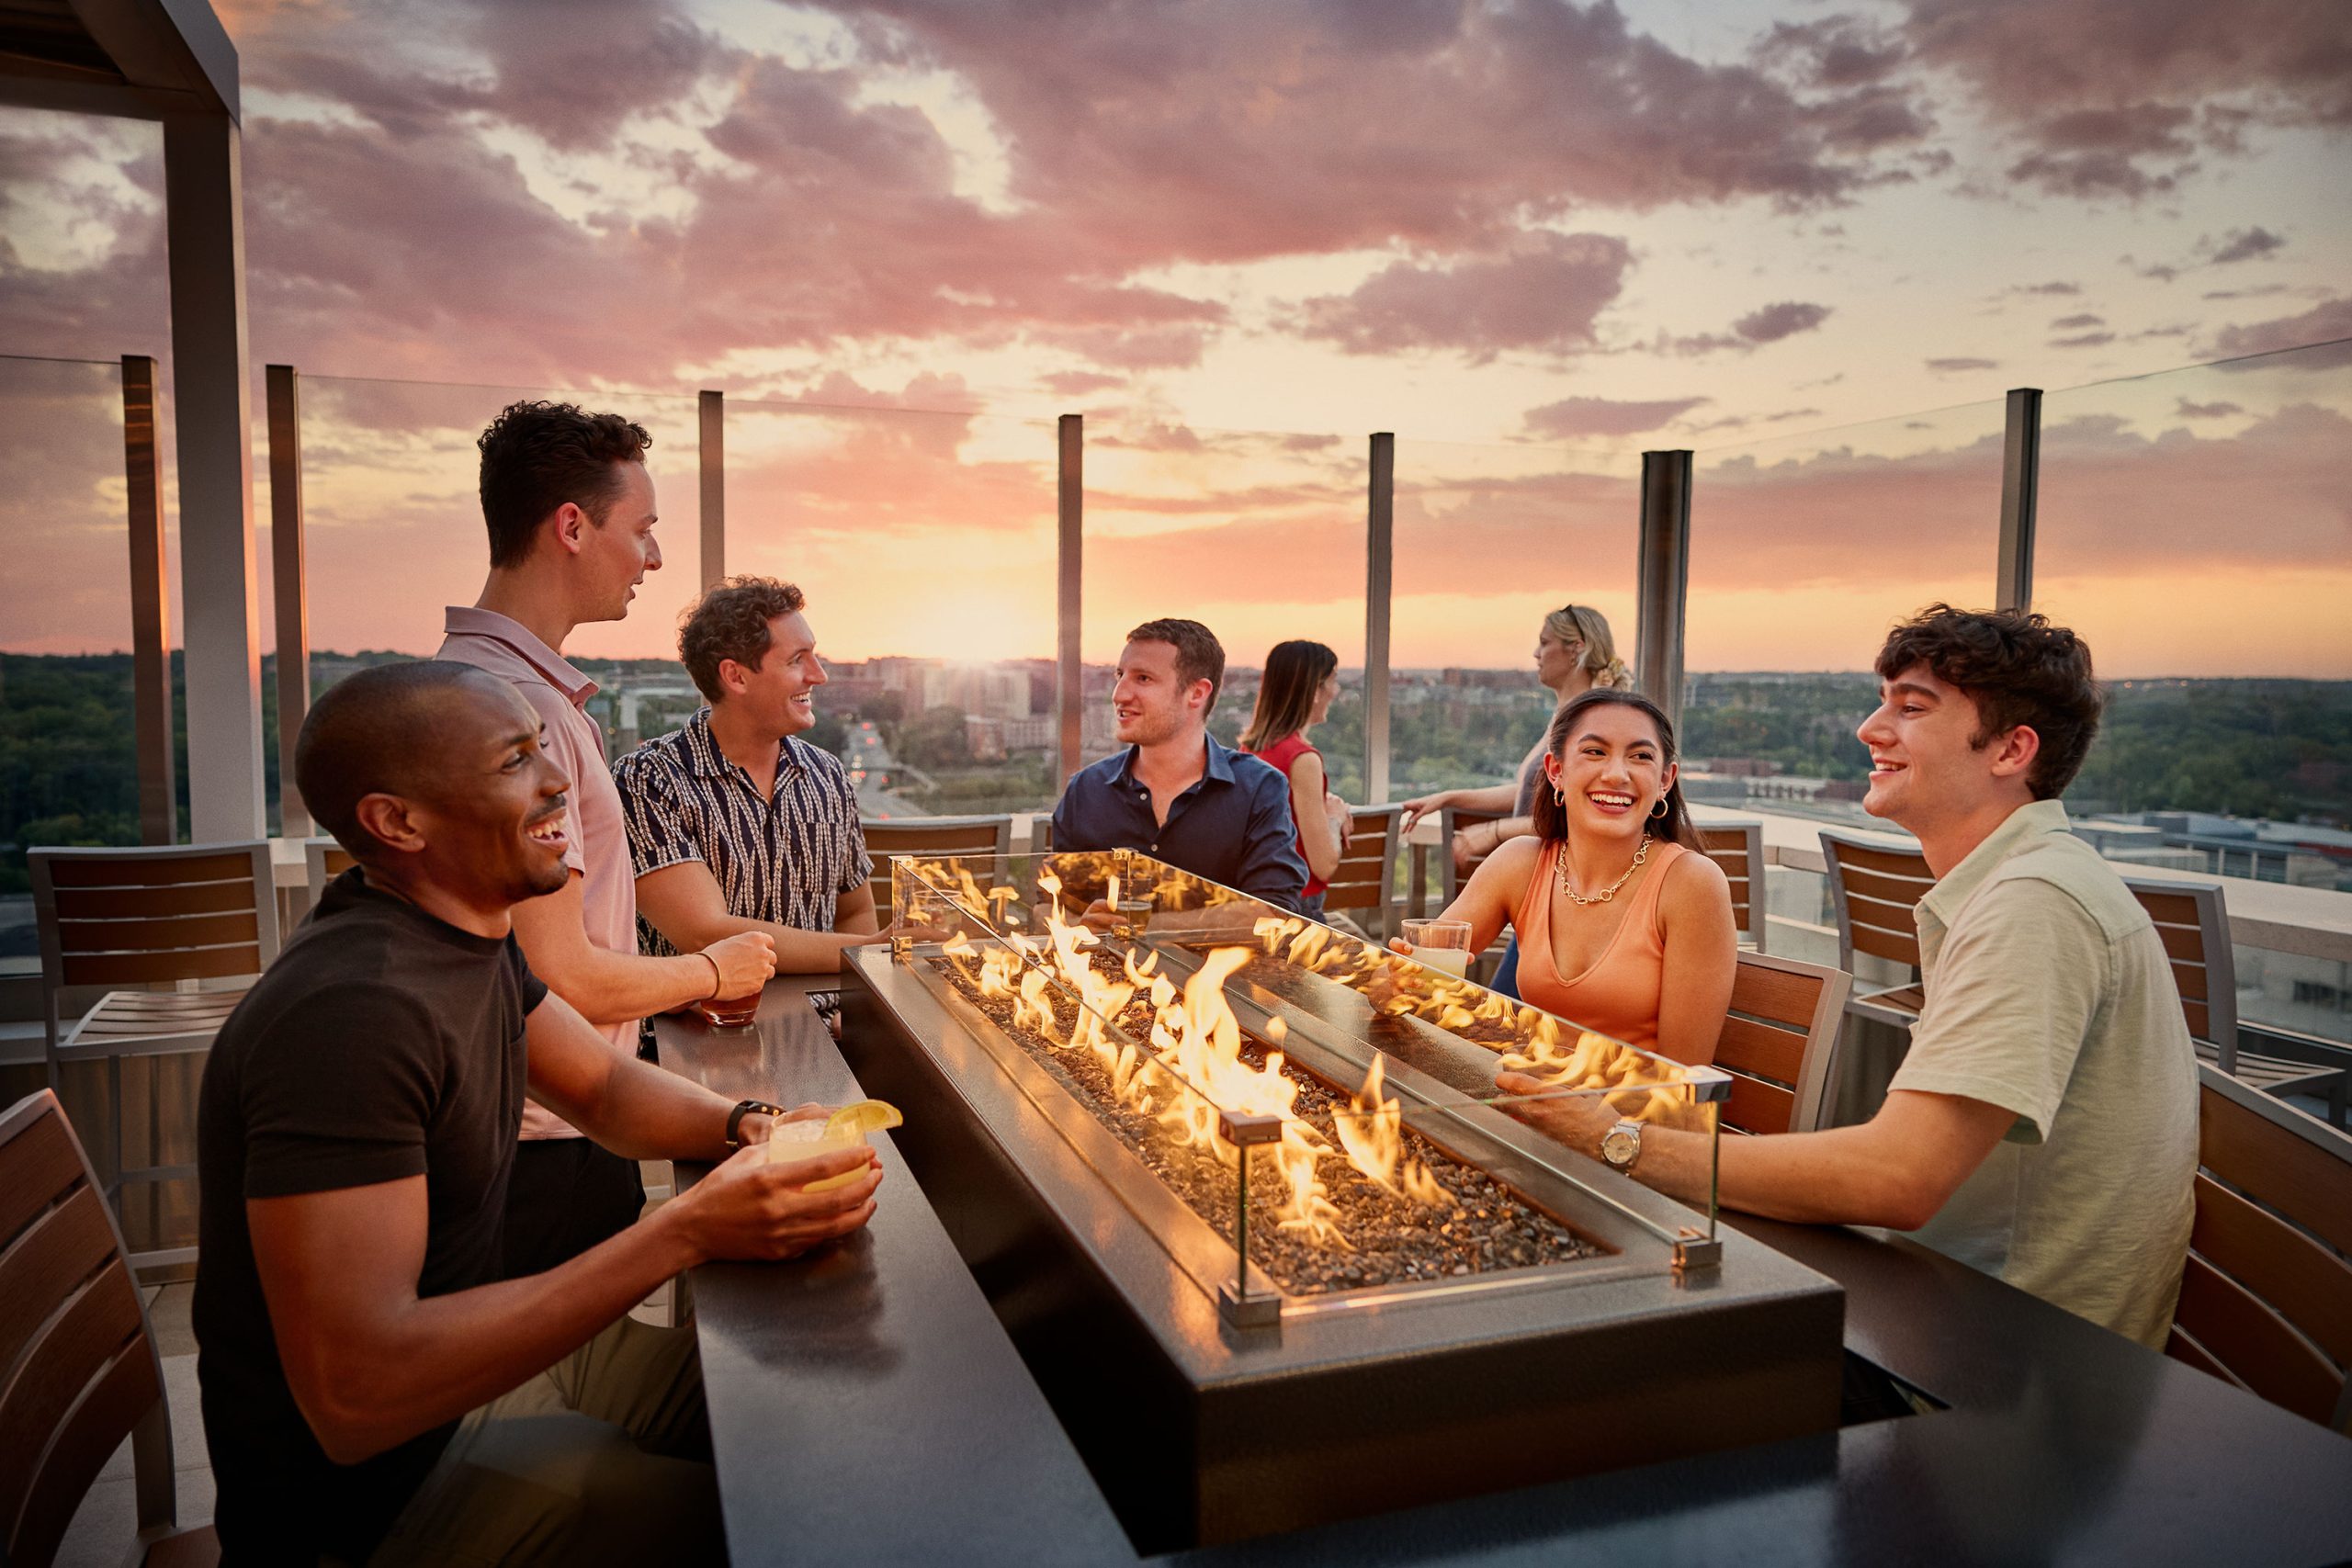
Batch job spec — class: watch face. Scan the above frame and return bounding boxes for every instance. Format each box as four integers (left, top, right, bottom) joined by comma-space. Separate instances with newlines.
1601, 1123, 1640, 1168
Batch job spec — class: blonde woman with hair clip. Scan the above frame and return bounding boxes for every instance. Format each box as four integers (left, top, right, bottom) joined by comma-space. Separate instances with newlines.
1398, 604, 1632, 998
1398, 603, 1632, 871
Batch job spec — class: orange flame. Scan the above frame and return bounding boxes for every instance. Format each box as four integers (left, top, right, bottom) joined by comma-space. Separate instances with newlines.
1332, 1055, 1456, 1207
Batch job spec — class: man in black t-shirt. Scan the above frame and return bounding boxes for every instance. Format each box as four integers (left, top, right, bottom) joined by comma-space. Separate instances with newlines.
194, 661, 882, 1565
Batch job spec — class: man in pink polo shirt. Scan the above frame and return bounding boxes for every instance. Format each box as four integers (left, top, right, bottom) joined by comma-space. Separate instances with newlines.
440, 400, 775, 1276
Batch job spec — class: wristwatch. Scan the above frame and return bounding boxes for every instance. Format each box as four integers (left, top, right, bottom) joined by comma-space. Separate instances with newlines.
1600, 1117, 1645, 1175
724, 1099, 789, 1152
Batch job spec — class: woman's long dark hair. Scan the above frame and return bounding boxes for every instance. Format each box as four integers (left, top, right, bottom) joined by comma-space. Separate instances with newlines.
1528, 689, 1699, 852
1239, 639, 1338, 753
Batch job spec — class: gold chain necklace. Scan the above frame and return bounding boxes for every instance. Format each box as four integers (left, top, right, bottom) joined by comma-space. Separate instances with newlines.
1558, 834, 1650, 906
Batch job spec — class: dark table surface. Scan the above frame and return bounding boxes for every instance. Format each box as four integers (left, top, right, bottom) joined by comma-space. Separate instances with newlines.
658, 980, 2352, 1568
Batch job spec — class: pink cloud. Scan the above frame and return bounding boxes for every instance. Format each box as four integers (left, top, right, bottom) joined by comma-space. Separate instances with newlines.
1289, 232, 1633, 360
1521, 395, 1711, 440
1039, 370, 1125, 397
1899, 0, 2352, 199
2203, 297, 2352, 367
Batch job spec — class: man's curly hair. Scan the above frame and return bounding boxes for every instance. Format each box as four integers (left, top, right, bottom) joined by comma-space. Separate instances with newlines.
477, 400, 653, 567
1874, 604, 2104, 799
679, 577, 808, 702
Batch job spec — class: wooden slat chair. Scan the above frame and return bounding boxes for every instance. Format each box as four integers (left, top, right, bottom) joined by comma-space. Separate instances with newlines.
282, 837, 359, 931
1029, 818, 1054, 855
1713, 951, 1853, 1136
304, 836, 356, 895
2122, 874, 2350, 1117
1820, 829, 1935, 1030
1436, 805, 1510, 908
1696, 820, 1768, 952
1324, 807, 1401, 942
2167, 1064, 2352, 1435
1435, 806, 1518, 983
0, 1089, 218, 1567
29, 843, 279, 1274
863, 815, 1014, 919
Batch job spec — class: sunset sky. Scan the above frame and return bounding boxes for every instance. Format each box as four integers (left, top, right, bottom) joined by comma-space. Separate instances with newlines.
6, 0, 2346, 675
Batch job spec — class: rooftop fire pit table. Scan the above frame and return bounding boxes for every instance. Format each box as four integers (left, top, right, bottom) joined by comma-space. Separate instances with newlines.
656, 865, 2352, 1567
839, 851, 1847, 1551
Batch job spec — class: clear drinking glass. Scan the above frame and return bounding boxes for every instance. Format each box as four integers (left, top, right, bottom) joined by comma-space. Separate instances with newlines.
1400, 918, 1475, 976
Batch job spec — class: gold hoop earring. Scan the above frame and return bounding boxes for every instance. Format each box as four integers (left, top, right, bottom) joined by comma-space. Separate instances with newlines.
1650, 798, 1668, 819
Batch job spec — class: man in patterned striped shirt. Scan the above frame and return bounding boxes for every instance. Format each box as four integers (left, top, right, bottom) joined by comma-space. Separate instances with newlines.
615, 579, 884, 988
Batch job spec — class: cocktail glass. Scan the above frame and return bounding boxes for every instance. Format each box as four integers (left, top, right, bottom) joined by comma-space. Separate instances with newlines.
766, 1117, 866, 1190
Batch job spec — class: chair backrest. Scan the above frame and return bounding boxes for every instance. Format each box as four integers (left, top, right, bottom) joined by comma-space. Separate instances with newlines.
28, 842, 280, 1046
1438, 806, 1509, 908
1029, 817, 1054, 855
1712, 951, 1853, 1136
1818, 829, 1932, 976
305, 836, 357, 892
2121, 875, 2240, 1067
0, 1089, 179, 1566
2168, 1065, 2352, 1435
1697, 820, 1767, 950
1325, 807, 1401, 936
862, 816, 1014, 915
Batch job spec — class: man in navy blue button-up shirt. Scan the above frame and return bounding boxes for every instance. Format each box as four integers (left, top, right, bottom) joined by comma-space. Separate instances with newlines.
1050, 618, 1310, 913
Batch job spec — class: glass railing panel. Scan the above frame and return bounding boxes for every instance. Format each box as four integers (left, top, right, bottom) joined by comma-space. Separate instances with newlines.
2, 354, 134, 972
1388, 438, 1636, 809
1683, 400, 2007, 830
726, 401, 1059, 815
2235, 940, 2352, 1053
2034, 344, 2352, 880
1083, 420, 1369, 799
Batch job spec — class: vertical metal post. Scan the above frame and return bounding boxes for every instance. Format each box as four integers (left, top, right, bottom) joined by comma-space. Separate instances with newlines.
1363, 434, 1394, 804
121, 355, 177, 846
1997, 388, 2042, 613
266, 365, 310, 838
163, 110, 266, 840
699, 389, 725, 589
1635, 450, 1693, 735
1057, 414, 1084, 786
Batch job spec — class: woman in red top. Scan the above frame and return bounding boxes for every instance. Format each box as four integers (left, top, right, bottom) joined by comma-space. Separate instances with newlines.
1239, 639, 1348, 919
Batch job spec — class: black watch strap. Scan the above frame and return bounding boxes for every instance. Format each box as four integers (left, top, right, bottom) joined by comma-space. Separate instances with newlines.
725, 1099, 789, 1152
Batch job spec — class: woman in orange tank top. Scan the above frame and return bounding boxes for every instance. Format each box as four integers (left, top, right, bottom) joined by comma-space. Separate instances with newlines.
1413, 690, 1736, 1064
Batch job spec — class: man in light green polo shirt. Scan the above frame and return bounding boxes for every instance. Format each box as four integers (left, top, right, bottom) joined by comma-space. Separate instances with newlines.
1504, 604, 2198, 1347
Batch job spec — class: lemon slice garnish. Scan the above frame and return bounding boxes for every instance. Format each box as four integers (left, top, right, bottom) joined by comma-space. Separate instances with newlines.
798, 1100, 902, 1192
823, 1100, 904, 1140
